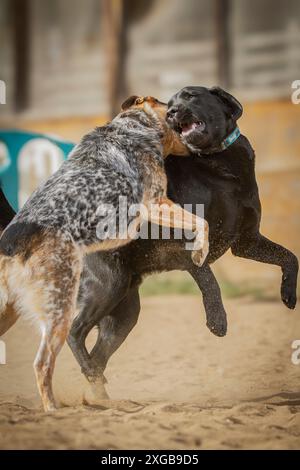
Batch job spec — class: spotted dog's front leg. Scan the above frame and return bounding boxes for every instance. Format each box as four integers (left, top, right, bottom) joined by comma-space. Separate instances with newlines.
146, 197, 209, 267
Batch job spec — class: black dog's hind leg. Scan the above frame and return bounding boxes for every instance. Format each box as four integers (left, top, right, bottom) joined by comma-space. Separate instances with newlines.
188, 262, 227, 336
67, 255, 131, 382
67, 293, 132, 402
88, 287, 141, 380
232, 233, 298, 309
87, 263, 227, 384
72, 287, 140, 405
67, 304, 100, 379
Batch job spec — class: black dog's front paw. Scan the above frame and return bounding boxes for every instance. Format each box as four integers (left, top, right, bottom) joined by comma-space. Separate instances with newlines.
206, 315, 227, 337
281, 274, 297, 309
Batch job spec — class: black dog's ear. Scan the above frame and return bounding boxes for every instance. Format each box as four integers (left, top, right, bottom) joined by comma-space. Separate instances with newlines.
209, 87, 243, 121
121, 95, 139, 111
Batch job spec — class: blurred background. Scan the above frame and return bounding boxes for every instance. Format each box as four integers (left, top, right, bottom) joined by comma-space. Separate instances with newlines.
0, 0, 300, 300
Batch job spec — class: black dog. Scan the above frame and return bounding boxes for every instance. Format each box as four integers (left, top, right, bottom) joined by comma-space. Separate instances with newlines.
0, 189, 15, 233
166, 86, 298, 310
66, 86, 298, 388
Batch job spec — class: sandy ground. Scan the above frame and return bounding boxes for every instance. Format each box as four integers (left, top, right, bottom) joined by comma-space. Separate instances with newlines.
0, 295, 300, 450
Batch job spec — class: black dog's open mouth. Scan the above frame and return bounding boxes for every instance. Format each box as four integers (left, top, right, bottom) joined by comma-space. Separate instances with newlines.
178, 122, 202, 137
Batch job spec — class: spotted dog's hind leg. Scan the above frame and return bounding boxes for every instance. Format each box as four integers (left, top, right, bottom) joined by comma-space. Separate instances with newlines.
25, 237, 82, 412
34, 315, 73, 412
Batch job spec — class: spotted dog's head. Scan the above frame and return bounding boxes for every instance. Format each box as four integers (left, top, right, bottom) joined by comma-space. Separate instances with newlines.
121, 95, 189, 157
166, 86, 243, 154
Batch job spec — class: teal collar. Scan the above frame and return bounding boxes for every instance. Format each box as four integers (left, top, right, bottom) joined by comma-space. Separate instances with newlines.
200, 127, 240, 155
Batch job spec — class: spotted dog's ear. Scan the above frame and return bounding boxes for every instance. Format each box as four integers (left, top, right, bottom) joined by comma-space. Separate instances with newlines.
209, 87, 243, 121
121, 95, 140, 111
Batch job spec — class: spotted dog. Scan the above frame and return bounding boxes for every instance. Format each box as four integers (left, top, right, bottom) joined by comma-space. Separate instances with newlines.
67, 86, 298, 402
0, 96, 209, 411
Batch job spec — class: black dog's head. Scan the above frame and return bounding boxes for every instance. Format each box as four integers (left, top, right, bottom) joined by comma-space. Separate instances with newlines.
166, 86, 243, 153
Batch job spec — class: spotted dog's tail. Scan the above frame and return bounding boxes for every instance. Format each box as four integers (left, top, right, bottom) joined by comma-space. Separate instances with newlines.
0, 188, 17, 335
0, 256, 12, 335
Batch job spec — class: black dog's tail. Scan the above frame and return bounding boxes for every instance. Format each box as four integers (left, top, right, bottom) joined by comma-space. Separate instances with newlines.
0, 188, 16, 233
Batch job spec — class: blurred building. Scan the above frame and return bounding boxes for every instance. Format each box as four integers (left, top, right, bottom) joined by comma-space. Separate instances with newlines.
0, 0, 300, 292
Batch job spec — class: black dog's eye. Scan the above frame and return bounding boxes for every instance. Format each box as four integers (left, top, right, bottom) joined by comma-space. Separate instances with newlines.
198, 120, 206, 131
182, 92, 194, 100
